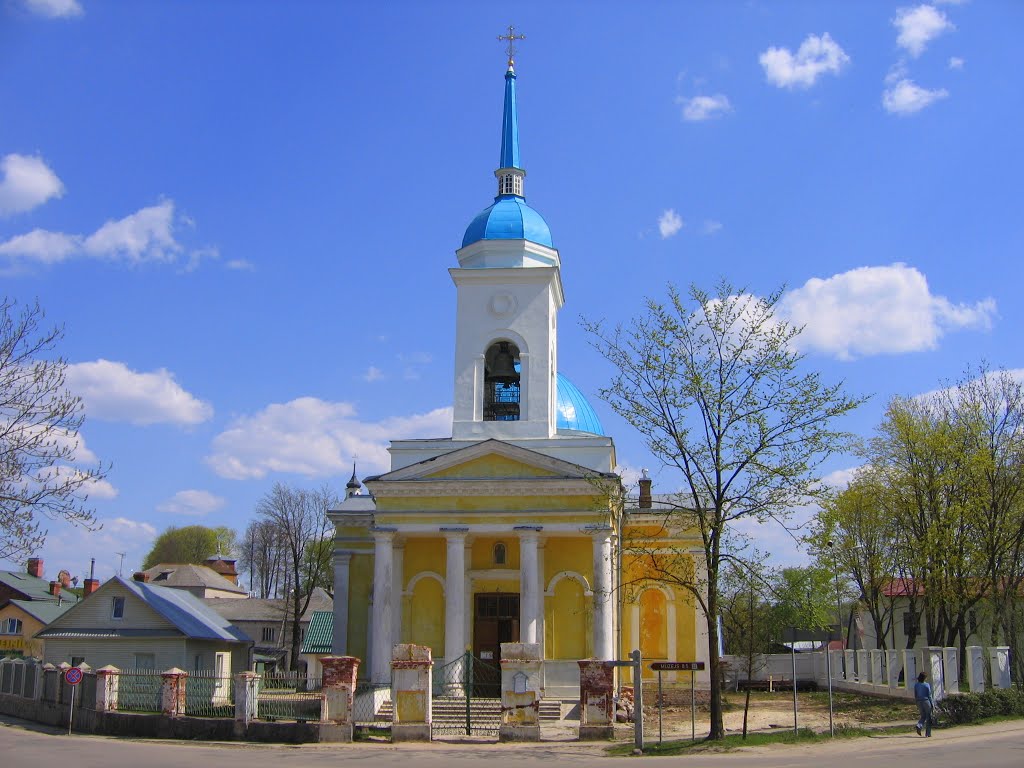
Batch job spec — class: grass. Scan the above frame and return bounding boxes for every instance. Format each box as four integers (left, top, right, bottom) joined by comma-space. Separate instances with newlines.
605, 724, 912, 756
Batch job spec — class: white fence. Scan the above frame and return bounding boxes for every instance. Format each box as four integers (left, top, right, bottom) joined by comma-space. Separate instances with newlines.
722, 645, 1012, 700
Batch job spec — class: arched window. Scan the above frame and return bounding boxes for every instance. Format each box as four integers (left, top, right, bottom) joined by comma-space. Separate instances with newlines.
483, 341, 521, 421
493, 542, 507, 565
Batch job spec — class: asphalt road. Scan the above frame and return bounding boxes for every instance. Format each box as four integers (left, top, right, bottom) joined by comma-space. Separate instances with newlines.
2, 716, 1023, 767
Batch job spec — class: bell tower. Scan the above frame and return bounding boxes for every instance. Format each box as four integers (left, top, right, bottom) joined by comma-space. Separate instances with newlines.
450, 42, 563, 441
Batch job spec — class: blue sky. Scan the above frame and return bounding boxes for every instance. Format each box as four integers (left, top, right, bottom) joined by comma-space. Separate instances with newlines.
2, 1, 1021, 581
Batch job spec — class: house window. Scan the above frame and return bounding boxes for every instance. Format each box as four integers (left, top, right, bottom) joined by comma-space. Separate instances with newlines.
71, 656, 85, 667
194, 655, 203, 672
134, 653, 156, 670
111, 596, 125, 619
262, 626, 276, 643
2, 618, 22, 634
493, 542, 507, 565
903, 611, 920, 636
215, 652, 230, 689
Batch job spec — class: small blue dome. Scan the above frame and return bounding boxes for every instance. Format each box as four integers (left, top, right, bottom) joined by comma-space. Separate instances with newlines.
462, 196, 554, 249
556, 374, 604, 435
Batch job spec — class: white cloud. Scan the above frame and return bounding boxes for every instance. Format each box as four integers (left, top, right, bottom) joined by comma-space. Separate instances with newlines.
658, 209, 684, 239
206, 397, 453, 480
0, 154, 65, 216
82, 201, 180, 263
894, 5, 954, 57
363, 366, 384, 382
678, 94, 732, 122
0, 229, 79, 263
225, 258, 254, 271
156, 490, 226, 517
759, 33, 850, 89
34, 465, 118, 500
780, 263, 995, 360
882, 77, 949, 114
0, 199, 218, 270
24, 516, 158, 582
22, 0, 82, 19
948, 56, 964, 70
65, 359, 213, 426
702, 220, 723, 236
821, 467, 859, 490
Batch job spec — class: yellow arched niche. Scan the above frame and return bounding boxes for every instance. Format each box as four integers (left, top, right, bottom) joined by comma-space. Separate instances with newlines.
546, 577, 589, 660
404, 574, 445, 658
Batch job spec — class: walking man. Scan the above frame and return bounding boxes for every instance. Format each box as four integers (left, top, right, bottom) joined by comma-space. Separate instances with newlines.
914, 671, 934, 736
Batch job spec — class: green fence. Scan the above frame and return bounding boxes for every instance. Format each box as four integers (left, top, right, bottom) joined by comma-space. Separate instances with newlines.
185, 672, 235, 717
256, 673, 322, 722
117, 669, 163, 713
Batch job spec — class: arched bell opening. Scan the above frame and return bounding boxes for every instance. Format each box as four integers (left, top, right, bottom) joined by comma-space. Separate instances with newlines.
483, 340, 521, 421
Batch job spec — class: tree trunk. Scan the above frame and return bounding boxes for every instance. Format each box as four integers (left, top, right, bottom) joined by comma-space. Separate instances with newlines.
706, 577, 725, 740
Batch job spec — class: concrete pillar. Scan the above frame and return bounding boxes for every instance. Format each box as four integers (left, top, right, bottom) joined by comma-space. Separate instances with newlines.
233, 671, 260, 724
499, 642, 542, 742
856, 649, 869, 682
885, 650, 901, 689
903, 649, 918, 687
391, 644, 433, 742
95, 665, 120, 712
370, 528, 396, 685
160, 668, 187, 717
516, 527, 541, 645
331, 551, 352, 654
577, 659, 615, 740
590, 527, 614, 661
990, 646, 1011, 689
828, 650, 844, 681
870, 650, 883, 686
942, 647, 959, 692
536, 540, 546, 658
966, 646, 985, 692
321, 655, 360, 742
844, 650, 856, 680
443, 528, 469, 667
926, 647, 945, 700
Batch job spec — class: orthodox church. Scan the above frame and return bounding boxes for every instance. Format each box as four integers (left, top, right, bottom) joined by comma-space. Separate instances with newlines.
329, 48, 708, 695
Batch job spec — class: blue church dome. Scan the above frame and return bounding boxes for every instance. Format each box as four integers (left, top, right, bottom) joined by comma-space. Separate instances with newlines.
462, 196, 554, 249
556, 374, 604, 435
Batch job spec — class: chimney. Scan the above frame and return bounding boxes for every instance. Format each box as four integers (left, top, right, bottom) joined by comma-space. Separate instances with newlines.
83, 578, 100, 597
638, 469, 652, 509
132, 571, 151, 583
27, 558, 43, 579
49, 580, 61, 597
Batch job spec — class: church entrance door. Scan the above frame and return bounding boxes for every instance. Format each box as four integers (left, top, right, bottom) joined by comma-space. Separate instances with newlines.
473, 592, 520, 673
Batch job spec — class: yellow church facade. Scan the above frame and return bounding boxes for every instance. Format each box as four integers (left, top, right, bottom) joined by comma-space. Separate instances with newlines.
328, 52, 707, 695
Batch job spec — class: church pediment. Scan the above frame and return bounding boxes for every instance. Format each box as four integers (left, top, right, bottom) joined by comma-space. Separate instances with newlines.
372, 439, 602, 483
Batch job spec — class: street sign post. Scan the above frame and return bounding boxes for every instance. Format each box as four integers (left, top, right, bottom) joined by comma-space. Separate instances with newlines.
650, 662, 705, 742
64, 666, 83, 735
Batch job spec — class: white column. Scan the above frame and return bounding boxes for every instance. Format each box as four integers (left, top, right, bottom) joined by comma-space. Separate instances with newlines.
444, 528, 469, 664
536, 540, 546, 658
393, 543, 405, 647
990, 646, 1011, 689
517, 527, 541, 644
966, 646, 985, 692
332, 551, 352, 654
370, 528, 396, 685
590, 527, 614, 661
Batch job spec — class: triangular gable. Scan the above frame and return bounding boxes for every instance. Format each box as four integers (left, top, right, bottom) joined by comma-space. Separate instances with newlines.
39, 578, 177, 635
376, 439, 600, 482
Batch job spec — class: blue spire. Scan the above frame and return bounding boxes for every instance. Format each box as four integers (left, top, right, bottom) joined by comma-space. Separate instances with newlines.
499, 64, 521, 171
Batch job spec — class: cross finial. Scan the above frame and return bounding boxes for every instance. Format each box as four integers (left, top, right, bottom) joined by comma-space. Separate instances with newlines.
497, 25, 525, 69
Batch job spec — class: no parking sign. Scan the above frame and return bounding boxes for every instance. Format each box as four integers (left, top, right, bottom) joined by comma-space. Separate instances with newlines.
64, 667, 83, 686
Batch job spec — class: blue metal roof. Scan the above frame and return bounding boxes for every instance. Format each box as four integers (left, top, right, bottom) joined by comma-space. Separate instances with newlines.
556, 374, 605, 435
462, 196, 553, 248
500, 67, 521, 170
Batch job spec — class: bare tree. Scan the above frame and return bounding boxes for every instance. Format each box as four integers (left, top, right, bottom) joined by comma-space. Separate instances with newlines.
240, 518, 287, 598
1, 298, 108, 561
255, 483, 338, 669
583, 281, 864, 740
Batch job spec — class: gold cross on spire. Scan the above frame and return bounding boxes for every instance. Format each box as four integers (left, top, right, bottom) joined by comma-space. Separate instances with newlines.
497, 25, 525, 68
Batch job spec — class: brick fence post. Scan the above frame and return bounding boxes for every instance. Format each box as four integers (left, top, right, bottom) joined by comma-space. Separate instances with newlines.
95, 666, 120, 712
577, 659, 615, 740
499, 642, 542, 742
160, 668, 187, 717
320, 655, 360, 742
391, 644, 433, 742
234, 671, 260, 724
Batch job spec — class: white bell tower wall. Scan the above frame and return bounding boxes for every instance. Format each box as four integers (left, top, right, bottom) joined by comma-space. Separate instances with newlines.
450, 262, 564, 440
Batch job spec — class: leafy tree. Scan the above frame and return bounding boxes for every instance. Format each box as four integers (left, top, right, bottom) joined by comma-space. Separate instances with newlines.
142, 524, 237, 569
1, 298, 108, 561
584, 280, 865, 740
255, 483, 338, 669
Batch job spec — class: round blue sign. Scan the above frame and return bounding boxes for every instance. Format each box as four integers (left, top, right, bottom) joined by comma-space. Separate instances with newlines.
64, 667, 83, 686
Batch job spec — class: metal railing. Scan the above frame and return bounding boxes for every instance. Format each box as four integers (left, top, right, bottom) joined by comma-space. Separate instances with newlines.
185, 672, 235, 717
353, 681, 391, 728
117, 669, 163, 713
256, 673, 322, 722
